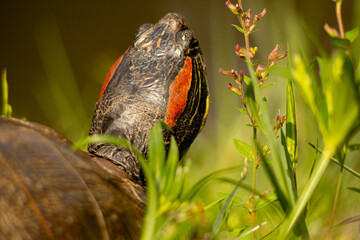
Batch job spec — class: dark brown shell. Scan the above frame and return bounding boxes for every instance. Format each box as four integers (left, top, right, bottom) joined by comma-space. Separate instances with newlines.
0, 117, 145, 240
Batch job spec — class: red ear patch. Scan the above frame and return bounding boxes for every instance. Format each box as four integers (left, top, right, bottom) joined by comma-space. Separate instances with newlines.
165, 57, 192, 127
98, 48, 130, 101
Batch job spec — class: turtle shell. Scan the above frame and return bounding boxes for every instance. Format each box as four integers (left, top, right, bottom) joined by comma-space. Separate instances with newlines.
0, 117, 145, 239
89, 13, 209, 185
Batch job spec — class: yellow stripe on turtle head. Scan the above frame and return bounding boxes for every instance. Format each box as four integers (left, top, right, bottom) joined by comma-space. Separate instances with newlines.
199, 94, 209, 132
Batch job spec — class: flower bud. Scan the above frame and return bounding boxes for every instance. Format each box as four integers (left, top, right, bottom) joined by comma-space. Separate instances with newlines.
239, 70, 244, 78
274, 51, 288, 62
249, 47, 258, 60
268, 44, 280, 61
274, 116, 281, 133
235, 44, 246, 59
254, 8, 267, 25
238, 70, 244, 83
324, 23, 340, 38
255, 65, 268, 82
273, 115, 286, 134
245, 9, 252, 28
227, 83, 242, 96
256, 65, 266, 72
225, 0, 241, 15
262, 144, 270, 156
219, 68, 238, 79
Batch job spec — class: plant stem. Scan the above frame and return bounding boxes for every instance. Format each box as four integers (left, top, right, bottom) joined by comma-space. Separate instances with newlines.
335, 1, 350, 56
282, 146, 335, 237
234, 3, 268, 238
251, 126, 257, 239
236, 3, 258, 237
328, 166, 343, 232
252, 128, 257, 199
328, 150, 345, 232
336, 1, 345, 38
245, 20, 257, 240
238, 0, 242, 9
292, 164, 298, 191
244, 33, 250, 56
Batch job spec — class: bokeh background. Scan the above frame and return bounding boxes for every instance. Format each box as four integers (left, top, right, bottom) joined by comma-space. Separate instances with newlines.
1, 0, 360, 237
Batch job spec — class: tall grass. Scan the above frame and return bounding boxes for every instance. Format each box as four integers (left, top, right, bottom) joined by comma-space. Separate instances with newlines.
135, 0, 360, 238
127, 0, 360, 238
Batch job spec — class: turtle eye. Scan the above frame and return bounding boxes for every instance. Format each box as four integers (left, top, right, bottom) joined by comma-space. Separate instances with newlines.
135, 23, 154, 40
180, 30, 191, 42
176, 30, 192, 47
176, 30, 200, 57
181, 34, 187, 41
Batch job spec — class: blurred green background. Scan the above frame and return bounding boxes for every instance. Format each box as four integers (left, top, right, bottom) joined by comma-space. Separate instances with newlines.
1, 0, 360, 236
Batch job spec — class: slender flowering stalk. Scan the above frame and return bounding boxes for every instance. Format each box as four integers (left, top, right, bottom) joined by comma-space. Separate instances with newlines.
336, 1, 345, 38
220, 1, 287, 238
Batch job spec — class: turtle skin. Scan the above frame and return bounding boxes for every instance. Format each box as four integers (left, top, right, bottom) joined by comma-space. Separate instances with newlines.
0, 12, 208, 240
88, 13, 209, 185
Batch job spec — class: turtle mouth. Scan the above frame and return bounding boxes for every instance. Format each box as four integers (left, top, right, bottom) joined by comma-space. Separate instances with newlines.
185, 37, 201, 57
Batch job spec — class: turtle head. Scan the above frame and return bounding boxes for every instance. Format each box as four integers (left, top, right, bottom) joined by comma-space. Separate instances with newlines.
134, 13, 201, 59
89, 13, 209, 185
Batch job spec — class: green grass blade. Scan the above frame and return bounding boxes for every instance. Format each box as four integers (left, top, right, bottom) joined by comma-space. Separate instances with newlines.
244, 82, 263, 131
347, 187, 360, 194
170, 159, 189, 200
212, 182, 239, 235
348, 144, 360, 152
236, 221, 267, 239
72, 134, 132, 152
285, 45, 298, 165
259, 82, 276, 89
148, 123, 166, 186
216, 177, 268, 199
259, 142, 309, 237
139, 152, 158, 240
259, 145, 289, 213
139, 128, 162, 240
163, 136, 179, 197
280, 129, 298, 201
281, 146, 334, 237
332, 215, 360, 228
204, 198, 224, 211
212, 163, 248, 235
182, 165, 242, 201
1, 68, 12, 118
292, 55, 328, 138
306, 141, 360, 178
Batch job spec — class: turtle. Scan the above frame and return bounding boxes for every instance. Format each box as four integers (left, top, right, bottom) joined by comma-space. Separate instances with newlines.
0, 12, 209, 240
